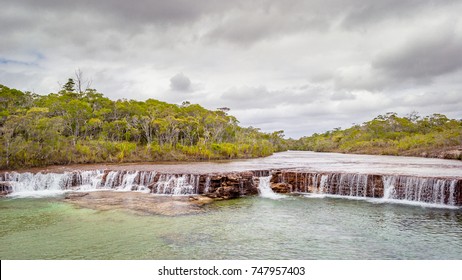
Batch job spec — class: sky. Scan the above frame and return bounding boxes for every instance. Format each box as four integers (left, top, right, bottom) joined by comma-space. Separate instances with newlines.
1, 0, 462, 138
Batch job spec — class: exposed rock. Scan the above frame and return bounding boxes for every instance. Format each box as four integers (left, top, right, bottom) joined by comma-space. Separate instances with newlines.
0, 181, 13, 197
4, 167, 462, 206
64, 192, 89, 199
271, 182, 292, 193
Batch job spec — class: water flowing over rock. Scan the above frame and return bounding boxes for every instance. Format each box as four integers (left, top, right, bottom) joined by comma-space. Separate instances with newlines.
0, 181, 13, 196
0, 170, 260, 199
2, 168, 461, 206
270, 170, 462, 206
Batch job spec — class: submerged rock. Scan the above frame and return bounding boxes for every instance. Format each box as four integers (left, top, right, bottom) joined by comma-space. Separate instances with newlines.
64, 192, 89, 199
63, 191, 215, 216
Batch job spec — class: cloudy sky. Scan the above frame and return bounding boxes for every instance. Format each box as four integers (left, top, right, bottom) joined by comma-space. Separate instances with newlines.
1, 0, 462, 138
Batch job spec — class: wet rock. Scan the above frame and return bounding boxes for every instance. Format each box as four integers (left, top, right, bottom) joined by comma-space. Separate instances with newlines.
226, 174, 240, 182
271, 182, 292, 193
64, 192, 89, 199
63, 191, 212, 216
211, 175, 223, 181
240, 171, 254, 179
0, 181, 13, 197
215, 186, 241, 199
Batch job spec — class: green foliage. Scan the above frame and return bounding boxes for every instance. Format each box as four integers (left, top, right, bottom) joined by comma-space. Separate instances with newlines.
0, 83, 286, 169
291, 112, 462, 158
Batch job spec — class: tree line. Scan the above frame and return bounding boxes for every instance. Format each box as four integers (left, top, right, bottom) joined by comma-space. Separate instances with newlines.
289, 112, 462, 159
0, 82, 287, 169
2, 79, 460, 169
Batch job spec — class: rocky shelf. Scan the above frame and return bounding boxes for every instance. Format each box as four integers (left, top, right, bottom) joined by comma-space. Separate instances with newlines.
1, 169, 461, 206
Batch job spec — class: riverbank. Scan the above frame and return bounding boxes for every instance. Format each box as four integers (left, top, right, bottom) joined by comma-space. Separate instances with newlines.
306, 145, 462, 160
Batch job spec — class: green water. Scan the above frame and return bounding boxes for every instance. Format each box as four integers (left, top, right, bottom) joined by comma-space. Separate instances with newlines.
1, 196, 461, 259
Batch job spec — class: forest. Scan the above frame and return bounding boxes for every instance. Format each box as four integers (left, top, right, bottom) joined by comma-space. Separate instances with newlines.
0, 81, 286, 169
290, 112, 462, 159
2, 79, 461, 169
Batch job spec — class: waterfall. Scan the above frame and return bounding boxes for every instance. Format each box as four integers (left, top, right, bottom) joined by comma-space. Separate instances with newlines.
383, 176, 396, 199
2, 168, 460, 206
300, 172, 370, 197
204, 176, 211, 193
78, 170, 104, 190
382, 175, 457, 206
150, 174, 199, 195
5, 172, 74, 194
258, 176, 283, 199
2, 170, 200, 197
278, 171, 461, 207
120, 171, 139, 191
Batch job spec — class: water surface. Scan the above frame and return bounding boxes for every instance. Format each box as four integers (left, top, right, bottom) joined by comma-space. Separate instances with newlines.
24, 151, 462, 178
1, 195, 461, 259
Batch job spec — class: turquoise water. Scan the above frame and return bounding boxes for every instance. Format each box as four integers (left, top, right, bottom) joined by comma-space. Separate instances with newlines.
1, 195, 461, 259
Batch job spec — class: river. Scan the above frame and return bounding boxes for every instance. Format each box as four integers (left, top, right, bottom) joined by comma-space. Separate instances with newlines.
1, 151, 461, 259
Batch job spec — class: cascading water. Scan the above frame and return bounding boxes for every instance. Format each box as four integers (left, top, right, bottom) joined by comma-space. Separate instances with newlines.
278, 171, 461, 207
382, 175, 458, 206
258, 176, 283, 199
1, 170, 200, 197
204, 176, 211, 193
150, 174, 199, 195
5, 172, 74, 194
1, 168, 460, 207
120, 171, 139, 191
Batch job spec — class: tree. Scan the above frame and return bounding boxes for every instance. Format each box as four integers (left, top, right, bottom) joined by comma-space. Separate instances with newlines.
62, 78, 76, 92
74, 68, 92, 94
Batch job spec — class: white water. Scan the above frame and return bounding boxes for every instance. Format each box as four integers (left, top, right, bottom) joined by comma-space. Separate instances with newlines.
1, 151, 461, 206
120, 171, 139, 191
204, 176, 211, 193
382, 175, 457, 206
150, 174, 199, 195
3, 170, 199, 197
4, 172, 73, 197
258, 176, 284, 200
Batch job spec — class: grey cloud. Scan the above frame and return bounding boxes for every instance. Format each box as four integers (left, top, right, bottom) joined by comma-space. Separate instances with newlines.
374, 31, 462, 83
330, 92, 356, 101
3, 0, 462, 138
340, 0, 458, 28
205, 8, 329, 45
218, 85, 330, 110
399, 92, 462, 108
170, 73, 192, 92
205, 0, 460, 45
5, 0, 229, 25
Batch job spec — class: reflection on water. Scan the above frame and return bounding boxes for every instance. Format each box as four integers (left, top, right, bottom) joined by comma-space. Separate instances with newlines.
1, 195, 461, 259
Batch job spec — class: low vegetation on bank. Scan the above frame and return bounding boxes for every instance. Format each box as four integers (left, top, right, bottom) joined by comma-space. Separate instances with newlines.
0, 82, 286, 169
290, 112, 462, 159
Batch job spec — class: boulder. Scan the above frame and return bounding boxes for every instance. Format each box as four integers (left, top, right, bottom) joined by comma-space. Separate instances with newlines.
0, 181, 13, 196
271, 182, 292, 193
215, 186, 241, 199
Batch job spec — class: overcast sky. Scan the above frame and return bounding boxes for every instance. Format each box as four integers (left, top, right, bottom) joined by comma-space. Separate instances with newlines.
1, 0, 462, 138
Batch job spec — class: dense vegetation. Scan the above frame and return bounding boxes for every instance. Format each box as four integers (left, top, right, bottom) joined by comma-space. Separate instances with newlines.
2, 78, 460, 169
290, 112, 462, 159
0, 82, 286, 169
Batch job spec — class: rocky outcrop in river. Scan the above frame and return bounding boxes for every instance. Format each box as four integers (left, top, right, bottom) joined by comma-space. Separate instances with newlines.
269, 170, 462, 206
0, 181, 13, 196
1, 168, 461, 206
